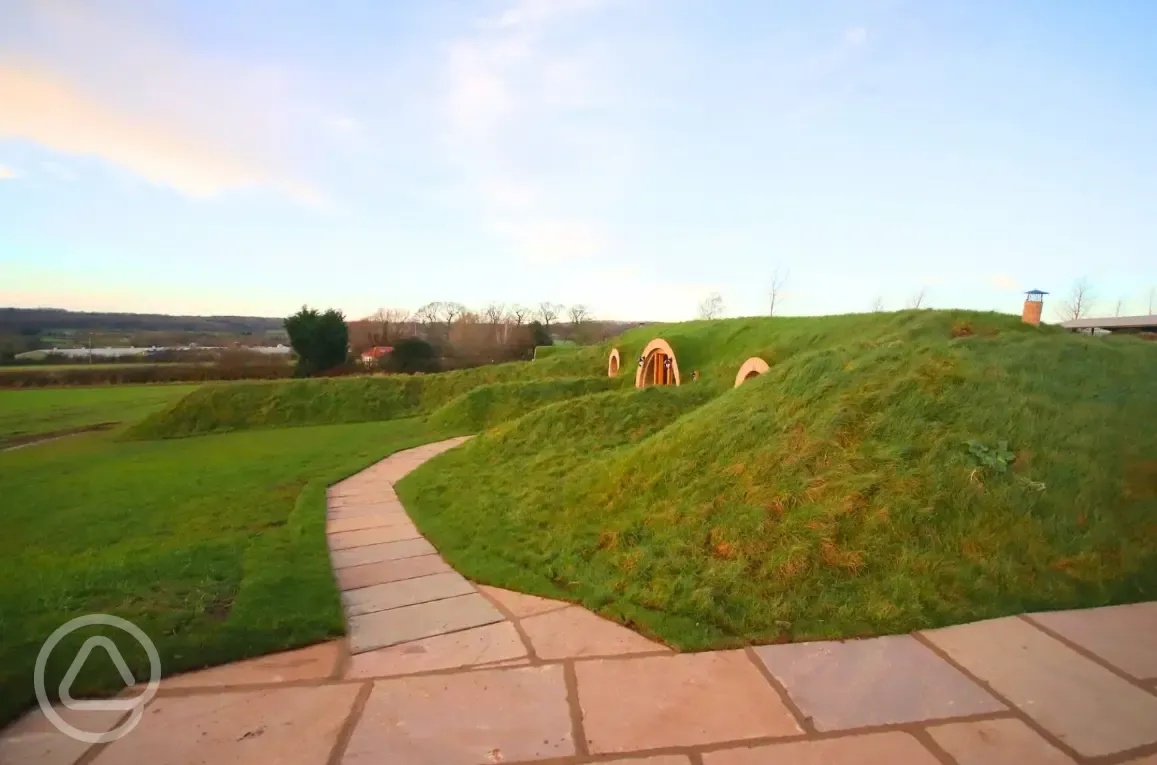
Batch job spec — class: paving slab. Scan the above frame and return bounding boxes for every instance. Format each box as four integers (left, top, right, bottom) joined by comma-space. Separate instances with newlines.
326, 503, 408, 520
330, 538, 436, 569
348, 592, 505, 653
341, 572, 475, 616
344, 622, 528, 679
93, 684, 359, 765
327, 515, 411, 533
341, 666, 572, 765
922, 616, 1157, 757
327, 524, 421, 550
1026, 603, 1157, 680
334, 554, 453, 591
521, 606, 669, 659
754, 634, 1003, 730
0, 705, 125, 765
598, 759, 693, 765
478, 585, 571, 617
927, 718, 1077, 765
576, 650, 801, 753
160, 641, 341, 690
702, 731, 941, 765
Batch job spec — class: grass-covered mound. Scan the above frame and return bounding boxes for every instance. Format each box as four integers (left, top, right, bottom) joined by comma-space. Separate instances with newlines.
426, 378, 616, 432
398, 310, 1157, 649
130, 347, 616, 439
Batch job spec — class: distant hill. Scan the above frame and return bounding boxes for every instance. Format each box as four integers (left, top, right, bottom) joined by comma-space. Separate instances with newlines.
0, 308, 284, 335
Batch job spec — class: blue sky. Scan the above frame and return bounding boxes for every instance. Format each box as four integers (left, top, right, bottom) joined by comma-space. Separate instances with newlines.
2, 0, 1155, 321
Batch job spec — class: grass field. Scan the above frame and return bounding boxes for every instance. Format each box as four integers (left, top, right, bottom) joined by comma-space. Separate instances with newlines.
6, 308, 1154, 727
398, 311, 1157, 649
0, 418, 457, 726
0, 385, 202, 446
0, 362, 190, 372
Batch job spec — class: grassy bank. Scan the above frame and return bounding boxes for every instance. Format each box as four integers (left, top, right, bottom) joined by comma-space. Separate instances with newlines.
131, 347, 618, 439
0, 385, 202, 446
398, 311, 1157, 649
0, 418, 453, 726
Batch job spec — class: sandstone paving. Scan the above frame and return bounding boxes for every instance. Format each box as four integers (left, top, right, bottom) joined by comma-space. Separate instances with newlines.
327, 514, 408, 533
1026, 603, 1157, 680
754, 633, 1004, 730
0, 705, 126, 765
93, 684, 360, 765
576, 651, 802, 753
327, 524, 422, 550
341, 665, 573, 765
160, 641, 341, 690
922, 615, 1157, 757
334, 553, 453, 591
521, 605, 670, 659
478, 584, 571, 617
926, 718, 1078, 765
344, 622, 528, 679
702, 731, 942, 765
341, 571, 475, 616
347, 592, 504, 652
330, 538, 436, 569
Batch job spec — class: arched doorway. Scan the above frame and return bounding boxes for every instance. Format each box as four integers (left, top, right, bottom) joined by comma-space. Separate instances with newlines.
608, 348, 621, 377
635, 339, 681, 388
734, 357, 770, 388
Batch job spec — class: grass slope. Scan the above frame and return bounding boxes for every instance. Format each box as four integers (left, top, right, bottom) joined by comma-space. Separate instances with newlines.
131, 348, 616, 438
398, 310, 1157, 649
425, 378, 616, 432
0, 418, 451, 726
0, 384, 201, 446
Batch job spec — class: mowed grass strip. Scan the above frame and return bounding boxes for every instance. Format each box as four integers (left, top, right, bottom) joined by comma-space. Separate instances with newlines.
0, 384, 201, 446
398, 313, 1157, 651
0, 417, 457, 726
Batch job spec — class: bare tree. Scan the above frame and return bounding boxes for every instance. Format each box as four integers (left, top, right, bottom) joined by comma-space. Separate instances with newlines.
413, 302, 440, 326
508, 304, 530, 325
567, 304, 591, 324
439, 302, 467, 325
698, 292, 724, 320
1114, 299, 1125, 317
871, 295, 885, 312
908, 287, 927, 309
769, 268, 789, 316
537, 302, 563, 326
1148, 286, 1155, 315
1059, 277, 1095, 321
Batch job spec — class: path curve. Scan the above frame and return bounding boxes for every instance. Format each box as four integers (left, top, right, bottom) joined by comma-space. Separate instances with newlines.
4, 437, 1157, 765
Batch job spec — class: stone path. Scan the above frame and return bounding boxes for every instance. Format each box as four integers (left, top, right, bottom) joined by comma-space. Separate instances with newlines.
4, 437, 1157, 765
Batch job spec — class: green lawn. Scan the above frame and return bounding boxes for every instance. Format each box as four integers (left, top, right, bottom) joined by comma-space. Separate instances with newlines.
398, 313, 1157, 650
0, 418, 456, 726
0, 385, 201, 446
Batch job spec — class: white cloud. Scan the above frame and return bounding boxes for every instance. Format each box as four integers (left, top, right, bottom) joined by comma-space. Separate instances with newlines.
844, 27, 868, 46
443, 0, 625, 263
987, 273, 1020, 291
0, 2, 325, 204
0, 164, 17, 180
0, 67, 321, 203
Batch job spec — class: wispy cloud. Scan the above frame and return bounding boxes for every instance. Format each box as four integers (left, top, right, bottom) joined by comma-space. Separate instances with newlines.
0, 2, 325, 204
443, 0, 625, 263
844, 27, 868, 46
987, 273, 1021, 291
0, 164, 17, 180
0, 68, 321, 203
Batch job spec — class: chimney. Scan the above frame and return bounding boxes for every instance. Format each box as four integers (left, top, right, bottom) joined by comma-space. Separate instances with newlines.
1022, 289, 1047, 325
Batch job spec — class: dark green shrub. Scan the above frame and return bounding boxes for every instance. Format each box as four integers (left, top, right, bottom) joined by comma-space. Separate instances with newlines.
284, 307, 348, 376
387, 338, 439, 374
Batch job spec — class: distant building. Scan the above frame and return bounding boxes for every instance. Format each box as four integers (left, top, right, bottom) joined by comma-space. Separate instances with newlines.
359, 346, 393, 367
1060, 315, 1157, 334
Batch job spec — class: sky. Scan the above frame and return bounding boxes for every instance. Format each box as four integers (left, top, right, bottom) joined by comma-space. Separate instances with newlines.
1, 0, 1155, 322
